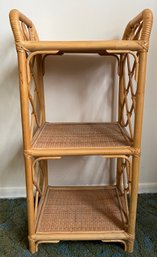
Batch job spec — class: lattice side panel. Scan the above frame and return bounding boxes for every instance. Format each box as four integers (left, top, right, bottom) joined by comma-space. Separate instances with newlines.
19, 18, 44, 140
119, 53, 139, 143
116, 157, 132, 227
120, 17, 143, 142
28, 56, 44, 140
32, 159, 47, 221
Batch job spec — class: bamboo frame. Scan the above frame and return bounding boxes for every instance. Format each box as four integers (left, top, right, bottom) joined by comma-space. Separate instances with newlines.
9, 8, 153, 253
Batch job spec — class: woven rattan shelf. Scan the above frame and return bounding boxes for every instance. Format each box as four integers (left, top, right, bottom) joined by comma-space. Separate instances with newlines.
9, 8, 153, 254
30, 122, 131, 156
36, 186, 127, 236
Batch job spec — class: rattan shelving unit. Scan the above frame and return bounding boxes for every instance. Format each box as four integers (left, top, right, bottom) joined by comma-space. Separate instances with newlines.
9, 9, 153, 253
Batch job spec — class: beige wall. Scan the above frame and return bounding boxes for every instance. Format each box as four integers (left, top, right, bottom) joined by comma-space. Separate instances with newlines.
0, 0, 157, 197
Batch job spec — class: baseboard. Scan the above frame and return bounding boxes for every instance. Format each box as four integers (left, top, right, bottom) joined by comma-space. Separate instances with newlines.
0, 183, 157, 198
0, 187, 26, 198
138, 183, 157, 194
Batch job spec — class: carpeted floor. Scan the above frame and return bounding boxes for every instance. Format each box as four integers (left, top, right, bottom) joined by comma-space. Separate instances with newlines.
0, 194, 157, 257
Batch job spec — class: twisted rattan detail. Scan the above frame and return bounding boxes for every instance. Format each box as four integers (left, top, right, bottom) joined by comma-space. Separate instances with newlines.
123, 9, 153, 46
9, 9, 39, 43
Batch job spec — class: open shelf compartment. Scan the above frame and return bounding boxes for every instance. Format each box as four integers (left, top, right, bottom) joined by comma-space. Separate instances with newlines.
36, 186, 128, 239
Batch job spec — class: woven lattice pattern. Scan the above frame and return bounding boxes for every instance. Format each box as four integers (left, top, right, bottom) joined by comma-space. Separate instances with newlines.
120, 53, 138, 141
36, 187, 126, 233
32, 122, 131, 149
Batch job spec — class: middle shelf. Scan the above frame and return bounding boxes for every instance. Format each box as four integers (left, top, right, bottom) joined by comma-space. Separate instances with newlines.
28, 122, 132, 156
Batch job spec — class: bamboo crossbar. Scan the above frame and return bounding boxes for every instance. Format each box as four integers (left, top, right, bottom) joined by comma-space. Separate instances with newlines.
9, 8, 153, 254
16, 40, 144, 53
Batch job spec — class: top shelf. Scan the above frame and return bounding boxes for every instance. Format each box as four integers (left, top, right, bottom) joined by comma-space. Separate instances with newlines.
9, 9, 153, 54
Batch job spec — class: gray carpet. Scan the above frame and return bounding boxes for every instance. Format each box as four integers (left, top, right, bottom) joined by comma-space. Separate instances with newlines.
0, 194, 157, 257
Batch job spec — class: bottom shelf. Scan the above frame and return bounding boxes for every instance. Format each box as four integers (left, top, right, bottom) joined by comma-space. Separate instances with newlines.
36, 186, 128, 236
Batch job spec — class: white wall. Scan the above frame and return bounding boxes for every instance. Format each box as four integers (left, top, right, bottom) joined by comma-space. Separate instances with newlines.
0, 0, 157, 197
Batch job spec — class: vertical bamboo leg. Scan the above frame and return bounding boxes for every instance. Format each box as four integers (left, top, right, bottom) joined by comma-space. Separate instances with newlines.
37, 55, 46, 123
18, 51, 36, 252
117, 55, 124, 192
127, 155, 140, 252
36, 55, 48, 193
127, 52, 147, 252
41, 159, 48, 189
24, 155, 36, 253
44, 160, 48, 187
116, 158, 122, 190
28, 238, 36, 254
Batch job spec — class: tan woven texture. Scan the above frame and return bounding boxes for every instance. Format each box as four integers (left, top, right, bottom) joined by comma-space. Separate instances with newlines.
36, 187, 126, 233
32, 122, 131, 149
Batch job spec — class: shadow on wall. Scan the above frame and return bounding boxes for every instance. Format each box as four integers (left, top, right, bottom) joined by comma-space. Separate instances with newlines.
44, 54, 117, 122
0, 37, 24, 188
44, 54, 118, 186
